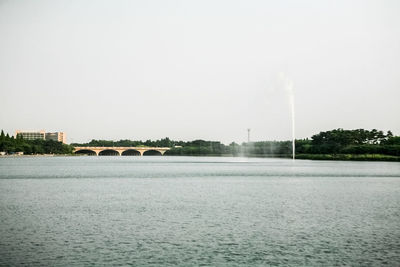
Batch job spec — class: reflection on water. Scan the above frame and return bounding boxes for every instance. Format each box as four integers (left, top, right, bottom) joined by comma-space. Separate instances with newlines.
0, 157, 399, 266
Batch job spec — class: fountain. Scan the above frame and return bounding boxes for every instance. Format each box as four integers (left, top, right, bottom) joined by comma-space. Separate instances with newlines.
289, 91, 295, 160
279, 73, 295, 160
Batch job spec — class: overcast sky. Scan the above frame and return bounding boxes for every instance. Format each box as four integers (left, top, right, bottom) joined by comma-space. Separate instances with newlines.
1, 0, 399, 144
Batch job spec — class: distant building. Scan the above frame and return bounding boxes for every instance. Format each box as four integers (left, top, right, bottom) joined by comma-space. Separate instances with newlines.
45, 132, 66, 143
15, 130, 66, 143
15, 130, 46, 141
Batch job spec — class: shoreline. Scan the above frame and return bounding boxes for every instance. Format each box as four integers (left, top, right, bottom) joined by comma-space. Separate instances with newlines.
1, 153, 399, 162
295, 153, 400, 162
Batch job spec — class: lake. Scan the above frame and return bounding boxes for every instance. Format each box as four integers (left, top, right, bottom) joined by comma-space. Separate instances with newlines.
0, 156, 399, 266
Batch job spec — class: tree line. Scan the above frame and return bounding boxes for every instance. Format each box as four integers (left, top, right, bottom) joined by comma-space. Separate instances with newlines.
72, 138, 294, 156
296, 129, 400, 156
0, 130, 73, 154
71, 128, 400, 158
1, 128, 399, 159
71, 137, 175, 148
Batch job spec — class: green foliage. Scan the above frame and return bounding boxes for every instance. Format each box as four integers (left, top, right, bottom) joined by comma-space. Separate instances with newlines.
72, 137, 174, 148
382, 136, 400, 145
304, 129, 400, 156
165, 140, 232, 156
310, 128, 391, 154
295, 139, 312, 153
0, 130, 74, 154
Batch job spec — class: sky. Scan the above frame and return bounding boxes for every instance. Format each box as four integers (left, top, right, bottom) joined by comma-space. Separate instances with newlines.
0, 0, 399, 144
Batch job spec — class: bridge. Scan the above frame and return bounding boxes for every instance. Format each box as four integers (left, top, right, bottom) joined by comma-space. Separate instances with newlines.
73, 147, 170, 156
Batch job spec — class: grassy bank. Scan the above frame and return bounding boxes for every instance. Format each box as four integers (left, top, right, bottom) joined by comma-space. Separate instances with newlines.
295, 153, 400, 162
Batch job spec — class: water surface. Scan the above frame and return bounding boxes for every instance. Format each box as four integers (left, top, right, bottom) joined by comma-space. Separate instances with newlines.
0, 156, 399, 266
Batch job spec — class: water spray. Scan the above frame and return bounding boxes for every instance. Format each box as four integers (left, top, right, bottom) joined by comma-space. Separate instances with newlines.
289, 93, 295, 160
279, 73, 295, 160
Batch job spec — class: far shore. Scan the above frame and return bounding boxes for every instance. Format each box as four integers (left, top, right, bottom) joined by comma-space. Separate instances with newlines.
1, 153, 399, 162
0, 154, 82, 157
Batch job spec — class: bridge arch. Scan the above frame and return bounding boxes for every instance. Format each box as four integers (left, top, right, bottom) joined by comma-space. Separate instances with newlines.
98, 149, 120, 156
121, 149, 141, 156
75, 149, 97, 156
143, 150, 163, 156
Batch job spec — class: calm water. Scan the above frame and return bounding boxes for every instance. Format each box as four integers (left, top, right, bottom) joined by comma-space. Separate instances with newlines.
0, 156, 399, 266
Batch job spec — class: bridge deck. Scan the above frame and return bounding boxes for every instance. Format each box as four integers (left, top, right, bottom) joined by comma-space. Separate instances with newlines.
73, 146, 171, 156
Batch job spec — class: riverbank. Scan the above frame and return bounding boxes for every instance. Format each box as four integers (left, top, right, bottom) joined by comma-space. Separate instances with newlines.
0, 154, 77, 157
295, 153, 400, 161
2, 153, 400, 162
